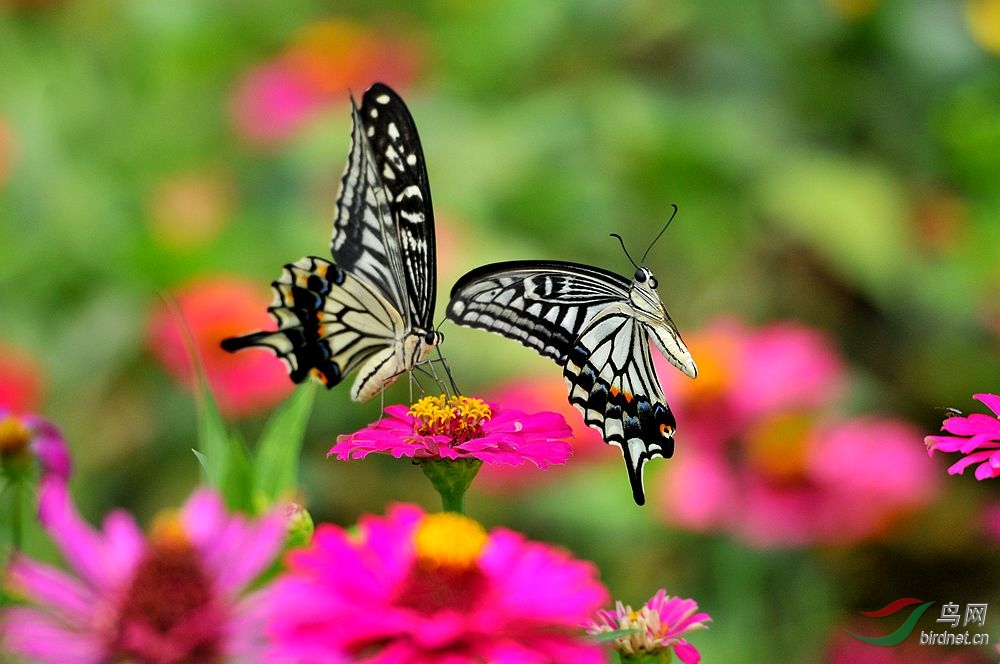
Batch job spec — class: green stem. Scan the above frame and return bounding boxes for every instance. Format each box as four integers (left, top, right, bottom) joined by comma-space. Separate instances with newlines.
419, 458, 482, 514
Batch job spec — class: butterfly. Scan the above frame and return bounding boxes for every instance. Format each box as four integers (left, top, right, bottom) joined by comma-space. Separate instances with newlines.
446, 232, 696, 505
222, 83, 443, 402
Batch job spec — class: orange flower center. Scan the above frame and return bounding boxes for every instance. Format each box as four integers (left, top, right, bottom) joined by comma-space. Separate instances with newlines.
0, 416, 31, 459
110, 514, 224, 664
409, 395, 492, 443
743, 412, 814, 485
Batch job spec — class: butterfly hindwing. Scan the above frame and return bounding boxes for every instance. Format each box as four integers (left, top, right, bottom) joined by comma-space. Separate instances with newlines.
220, 257, 405, 389
564, 304, 676, 505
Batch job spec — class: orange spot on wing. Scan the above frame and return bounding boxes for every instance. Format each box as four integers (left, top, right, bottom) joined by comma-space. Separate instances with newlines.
659, 423, 674, 436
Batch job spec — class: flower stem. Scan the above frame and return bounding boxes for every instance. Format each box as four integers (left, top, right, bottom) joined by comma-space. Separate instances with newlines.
419, 458, 482, 513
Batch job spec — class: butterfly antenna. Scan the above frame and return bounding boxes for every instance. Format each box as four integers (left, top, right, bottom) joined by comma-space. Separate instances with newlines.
436, 347, 461, 397
610, 233, 639, 271
639, 204, 678, 265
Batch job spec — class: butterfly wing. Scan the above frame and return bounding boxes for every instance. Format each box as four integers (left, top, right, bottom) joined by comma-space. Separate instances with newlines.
564, 304, 676, 505
447, 260, 686, 505
220, 257, 406, 389
331, 83, 436, 329
446, 260, 630, 363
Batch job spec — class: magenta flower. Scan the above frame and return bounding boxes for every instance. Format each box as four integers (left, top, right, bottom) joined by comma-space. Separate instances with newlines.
262, 503, 609, 663
329, 394, 573, 469
1, 481, 287, 663
926, 393, 1000, 480
587, 589, 711, 664
0, 410, 70, 484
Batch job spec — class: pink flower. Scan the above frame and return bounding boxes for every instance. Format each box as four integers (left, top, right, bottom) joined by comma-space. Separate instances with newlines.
229, 18, 425, 149
659, 415, 939, 548
329, 394, 573, 469
925, 393, 1000, 479
653, 317, 936, 548
587, 589, 711, 664
1, 482, 287, 663
146, 275, 295, 417
474, 377, 609, 492
262, 503, 609, 663
230, 62, 322, 147
655, 317, 847, 449
0, 410, 70, 484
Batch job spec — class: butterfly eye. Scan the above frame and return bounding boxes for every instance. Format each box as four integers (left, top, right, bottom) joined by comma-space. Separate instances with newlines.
424, 331, 439, 345
634, 268, 646, 283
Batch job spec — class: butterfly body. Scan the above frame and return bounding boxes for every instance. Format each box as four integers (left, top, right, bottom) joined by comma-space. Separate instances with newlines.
447, 260, 696, 504
222, 83, 442, 402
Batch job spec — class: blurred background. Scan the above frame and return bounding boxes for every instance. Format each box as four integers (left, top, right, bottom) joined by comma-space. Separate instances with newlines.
2, 0, 1000, 661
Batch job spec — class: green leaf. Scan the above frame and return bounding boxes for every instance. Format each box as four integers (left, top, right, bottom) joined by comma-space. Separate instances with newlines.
253, 384, 316, 508
194, 371, 229, 490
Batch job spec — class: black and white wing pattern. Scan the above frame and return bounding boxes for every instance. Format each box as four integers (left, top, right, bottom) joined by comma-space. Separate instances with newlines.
222, 83, 442, 402
446, 261, 697, 505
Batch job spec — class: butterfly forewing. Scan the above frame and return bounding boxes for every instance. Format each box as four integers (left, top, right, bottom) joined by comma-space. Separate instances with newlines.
446, 261, 631, 362
447, 259, 694, 505
357, 83, 436, 329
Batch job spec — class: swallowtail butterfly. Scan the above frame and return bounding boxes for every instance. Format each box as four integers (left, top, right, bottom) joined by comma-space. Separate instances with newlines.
222, 83, 442, 401
446, 253, 696, 505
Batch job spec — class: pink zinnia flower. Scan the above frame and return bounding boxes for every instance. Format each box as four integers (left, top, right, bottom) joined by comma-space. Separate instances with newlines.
1, 482, 287, 663
0, 410, 70, 484
475, 377, 609, 493
329, 394, 573, 469
262, 503, 609, 663
587, 589, 711, 664
926, 393, 1000, 479
147, 276, 295, 417
655, 317, 847, 449
659, 415, 939, 548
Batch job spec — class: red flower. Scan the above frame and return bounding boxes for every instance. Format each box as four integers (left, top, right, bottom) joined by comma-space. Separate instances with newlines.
0, 342, 44, 414
146, 276, 294, 417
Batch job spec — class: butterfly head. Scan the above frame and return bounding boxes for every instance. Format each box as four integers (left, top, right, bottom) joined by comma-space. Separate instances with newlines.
633, 266, 658, 290
424, 329, 444, 347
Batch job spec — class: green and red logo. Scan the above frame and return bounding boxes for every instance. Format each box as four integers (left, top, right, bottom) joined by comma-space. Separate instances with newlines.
845, 598, 935, 646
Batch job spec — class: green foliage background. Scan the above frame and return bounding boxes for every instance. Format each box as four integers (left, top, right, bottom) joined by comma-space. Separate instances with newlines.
2, 0, 1000, 661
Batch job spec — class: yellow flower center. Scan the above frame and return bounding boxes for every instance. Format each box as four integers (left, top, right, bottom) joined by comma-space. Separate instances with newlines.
413, 512, 488, 570
744, 412, 814, 484
408, 395, 492, 443
148, 511, 191, 550
0, 416, 31, 458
